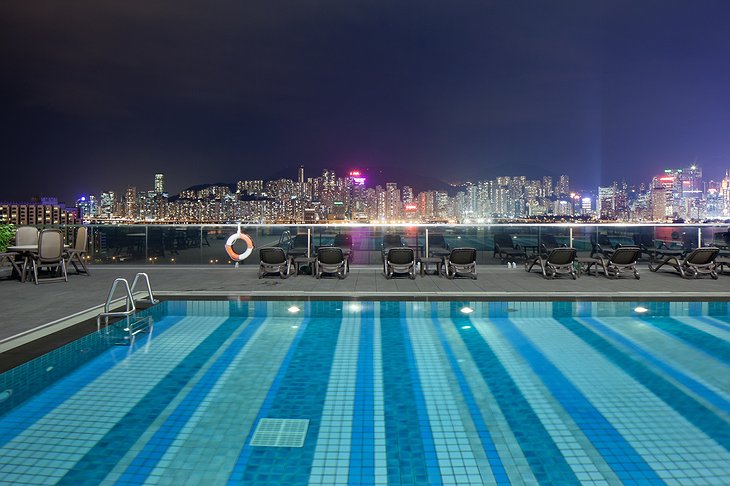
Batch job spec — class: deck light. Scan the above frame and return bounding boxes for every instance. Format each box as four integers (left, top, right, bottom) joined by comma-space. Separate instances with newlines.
288, 306, 300, 313
460, 306, 474, 314
634, 306, 649, 314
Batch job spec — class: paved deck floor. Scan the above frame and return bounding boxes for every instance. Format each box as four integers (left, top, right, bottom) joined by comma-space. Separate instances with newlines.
1, 263, 729, 346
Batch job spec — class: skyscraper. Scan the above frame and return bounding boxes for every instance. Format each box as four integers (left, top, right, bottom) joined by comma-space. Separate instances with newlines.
154, 173, 164, 194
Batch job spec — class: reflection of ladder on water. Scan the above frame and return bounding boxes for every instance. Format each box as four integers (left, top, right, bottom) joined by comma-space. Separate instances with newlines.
97, 272, 158, 345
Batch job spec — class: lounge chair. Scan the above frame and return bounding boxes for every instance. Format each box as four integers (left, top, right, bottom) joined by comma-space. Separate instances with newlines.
427, 233, 450, 257
443, 248, 477, 279
538, 234, 564, 256
385, 247, 416, 279
315, 246, 347, 279
258, 247, 291, 279
32, 229, 68, 284
590, 233, 614, 258
586, 246, 641, 279
493, 233, 527, 262
65, 226, 90, 275
648, 247, 720, 279
333, 233, 353, 265
525, 247, 577, 279
381, 234, 405, 271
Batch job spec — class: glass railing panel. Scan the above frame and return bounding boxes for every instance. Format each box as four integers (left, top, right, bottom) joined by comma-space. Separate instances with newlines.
57, 223, 730, 267
701, 225, 729, 251
90, 225, 148, 264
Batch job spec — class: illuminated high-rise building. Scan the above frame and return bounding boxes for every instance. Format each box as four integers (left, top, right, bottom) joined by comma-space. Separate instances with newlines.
100, 191, 116, 219
154, 173, 164, 194
125, 186, 138, 220
385, 182, 400, 221
556, 175, 570, 196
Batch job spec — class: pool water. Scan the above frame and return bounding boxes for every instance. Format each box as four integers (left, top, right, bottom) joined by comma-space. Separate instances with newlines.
0, 300, 729, 485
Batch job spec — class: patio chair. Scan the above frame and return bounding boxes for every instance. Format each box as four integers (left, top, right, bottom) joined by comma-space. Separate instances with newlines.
443, 247, 477, 279
0, 252, 22, 280
65, 226, 90, 275
493, 233, 527, 262
525, 247, 578, 279
385, 247, 416, 279
15, 226, 39, 246
648, 247, 720, 279
587, 246, 641, 279
315, 246, 347, 279
258, 247, 291, 279
32, 229, 68, 284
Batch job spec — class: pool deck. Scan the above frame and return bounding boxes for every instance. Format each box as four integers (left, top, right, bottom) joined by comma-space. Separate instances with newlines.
1, 263, 729, 347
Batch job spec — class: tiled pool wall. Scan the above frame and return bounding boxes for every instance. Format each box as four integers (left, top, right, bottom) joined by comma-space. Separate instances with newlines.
162, 299, 730, 319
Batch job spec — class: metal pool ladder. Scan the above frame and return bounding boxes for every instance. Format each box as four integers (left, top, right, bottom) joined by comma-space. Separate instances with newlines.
97, 273, 159, 343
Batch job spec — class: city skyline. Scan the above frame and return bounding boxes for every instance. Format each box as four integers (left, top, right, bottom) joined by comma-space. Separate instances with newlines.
2, 2, 730, 203
6, 162, 730, 226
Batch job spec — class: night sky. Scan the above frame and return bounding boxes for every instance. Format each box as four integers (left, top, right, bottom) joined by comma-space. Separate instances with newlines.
2, 1, 730, 203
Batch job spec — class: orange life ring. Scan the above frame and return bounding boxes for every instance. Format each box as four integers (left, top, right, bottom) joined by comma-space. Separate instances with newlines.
225, 232, 254, 261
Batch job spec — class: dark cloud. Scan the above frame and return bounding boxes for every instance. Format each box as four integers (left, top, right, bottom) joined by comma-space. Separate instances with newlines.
2, 0, 730, 202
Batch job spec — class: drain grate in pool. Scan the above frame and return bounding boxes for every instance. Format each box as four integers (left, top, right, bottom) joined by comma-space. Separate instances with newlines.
250, 418, 309, 447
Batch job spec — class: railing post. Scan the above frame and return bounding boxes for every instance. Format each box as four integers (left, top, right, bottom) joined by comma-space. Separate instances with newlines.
698, 227, 702, 248
569, 227, 573, 248
307, 227, 311, 258
425, 227, 429, 258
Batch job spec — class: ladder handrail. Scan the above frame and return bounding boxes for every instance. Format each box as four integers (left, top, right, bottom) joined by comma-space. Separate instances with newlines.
130, 272, 158, 305
98, 273, 157, 332
104, 277, 135, 314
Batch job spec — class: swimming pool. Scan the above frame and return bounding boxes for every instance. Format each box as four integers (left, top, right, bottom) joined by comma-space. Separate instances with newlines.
0, 300, 729, 485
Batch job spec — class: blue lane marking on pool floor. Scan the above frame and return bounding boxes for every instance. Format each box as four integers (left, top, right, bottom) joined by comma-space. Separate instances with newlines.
226, 317, 310, 484
117, 316, 268, 484
229, 315, 342, 485
558, 317, 730, 451
56, 317, 250, 485
452, 317, 581, 485
496, 317, 663, 484
0, 315, 185, 450
642, 316, 730, 365
380, 315, 435, 486
398, 304, 442, 486
349, 307, 374, 485
582, 317, 730, 414
430, 314, 509, 485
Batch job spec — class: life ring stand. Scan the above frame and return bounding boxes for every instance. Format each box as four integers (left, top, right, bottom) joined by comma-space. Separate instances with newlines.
225, 232, 254, 261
